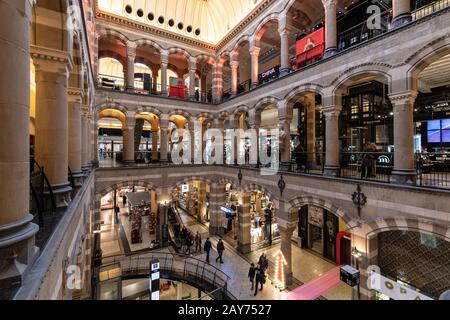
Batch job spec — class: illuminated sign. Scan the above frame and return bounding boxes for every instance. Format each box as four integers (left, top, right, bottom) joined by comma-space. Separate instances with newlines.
149, 259, 160, 301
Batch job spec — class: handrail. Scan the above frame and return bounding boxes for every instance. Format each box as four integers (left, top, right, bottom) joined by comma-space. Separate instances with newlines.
97, 250, 232, 300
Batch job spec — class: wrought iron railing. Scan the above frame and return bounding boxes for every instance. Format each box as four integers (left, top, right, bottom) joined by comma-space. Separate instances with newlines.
97, 251, 233, 300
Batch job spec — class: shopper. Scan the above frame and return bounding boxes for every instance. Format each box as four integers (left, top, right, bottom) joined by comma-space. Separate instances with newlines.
122, 193, 127, 207
248, 263, 256, 291
216, 239, 225, 263
254, 263, 265, 296
195, 231, 202, 253
259, 253, 269, 273
204, 237, 212, 263
186, 232, 193, 255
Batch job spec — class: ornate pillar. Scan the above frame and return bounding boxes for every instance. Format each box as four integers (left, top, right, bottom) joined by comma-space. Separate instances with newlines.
212, 61, 223, 103
228, 116, 240, 165
323, 105, 342, 176
392, 0, 412, 28
278, 100, 293, 168
91, 114, 98, 167
230, 58, 239, 96
0, 0, 39, 293
249, 45, 261, 89
389, 91, 418, 184
306, 96, 317, 169
151, 130, 159, 161
123, 117, 135, 163
238, 192, 251, 254
160, 50, 169, 96
33, 47, 72, 209
279, 27, 291, 76
68, 89, 83, 187
248, 109, 261, 167
209, 182, 226, 236
188, 58, 197, 101
278, 223, 297, 286
126, 41, 136, 92
322, 0, 338, 57
160, 115, 169, 162
81, 109, 90, 173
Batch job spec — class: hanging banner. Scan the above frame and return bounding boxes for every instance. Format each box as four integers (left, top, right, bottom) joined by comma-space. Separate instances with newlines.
296, 28, 325, 69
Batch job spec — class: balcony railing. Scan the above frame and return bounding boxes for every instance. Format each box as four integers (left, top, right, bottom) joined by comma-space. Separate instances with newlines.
412, 0, 450, 20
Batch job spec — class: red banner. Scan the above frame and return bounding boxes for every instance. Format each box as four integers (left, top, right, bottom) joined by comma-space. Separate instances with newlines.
169, 77, 187, 99
296, 28, 325, 69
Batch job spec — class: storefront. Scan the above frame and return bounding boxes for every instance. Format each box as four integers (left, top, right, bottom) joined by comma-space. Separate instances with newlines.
249, 191, 279, 247
175, 181, 210, 224
295, 205, 351, 265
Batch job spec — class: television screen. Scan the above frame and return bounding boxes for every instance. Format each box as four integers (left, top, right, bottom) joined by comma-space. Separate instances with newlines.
428, 120, 441, 130
442, 129, 450, 143
427, 130, 441, 143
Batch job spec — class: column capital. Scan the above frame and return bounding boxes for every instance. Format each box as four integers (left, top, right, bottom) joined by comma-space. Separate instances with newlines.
278, 26, 293, 37
249, 46, 261, 57
126, 41, 137, 58
388, 90, 418, 106
230, 60, 240, 69
322, 0, 338, 9
31, 45, 72, 74
322, 105, 342, 117
277, 219, 298, 233
68, 87, 84, 103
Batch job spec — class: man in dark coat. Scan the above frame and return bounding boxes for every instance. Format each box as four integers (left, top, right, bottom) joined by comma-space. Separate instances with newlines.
254, 263, 265, 296
204, 238, 212, 263
216, 239, 225, 263
248, 263, 256, 290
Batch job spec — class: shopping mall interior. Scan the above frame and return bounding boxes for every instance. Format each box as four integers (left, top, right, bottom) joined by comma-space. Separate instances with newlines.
0, 0, 449, 302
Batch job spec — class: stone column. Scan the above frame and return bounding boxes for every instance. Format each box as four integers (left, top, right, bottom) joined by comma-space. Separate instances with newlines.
81, 110, 90, 173
389, 91, 418, 184
278, 100, 293, 169
278, 223, 297, 286
188, 58, 197, 101
209, 182, 226, 236
249, 46, 261, 89
151, 130, 159, 161
126, 41, 136, 92
238, 192, 251, 254
91, 115, 98, 167
200, 74, 208, 101
160, 116, 169, 162
122, 117, 135, 163
33, 49, 72, 209
279, 28, 291, 76
306, 96, 317, 169
392, 0, 412, 28
160, 50, 169, 96
322, 0, 338, 57
0, 0, 39, 292
248, 109, 261, 167
230, 59, 239, 96
228, 116, 240, 165
212, 61, 223, 103
323, 105, 342, 176
68, 90, 83, 187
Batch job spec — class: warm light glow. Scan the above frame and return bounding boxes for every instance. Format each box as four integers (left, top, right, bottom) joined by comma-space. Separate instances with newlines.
273, 250, 287, 290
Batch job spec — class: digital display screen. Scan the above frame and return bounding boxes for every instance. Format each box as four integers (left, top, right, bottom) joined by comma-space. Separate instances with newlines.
427, 120, 450, 143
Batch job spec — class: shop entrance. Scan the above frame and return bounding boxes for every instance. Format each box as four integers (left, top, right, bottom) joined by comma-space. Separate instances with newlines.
297, 205, 349, 264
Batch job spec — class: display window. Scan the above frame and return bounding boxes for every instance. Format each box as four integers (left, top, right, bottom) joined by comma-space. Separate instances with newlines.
249, 191, 279, 246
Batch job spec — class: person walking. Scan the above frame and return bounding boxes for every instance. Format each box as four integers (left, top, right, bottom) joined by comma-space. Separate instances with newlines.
186, 232, 193, 255
204, 238, 212, 263
254, 263, 265, 296
216, 239, 225, 263
248, 263, 256, 291
122, 193, 127, 207
195, 231, 202, 253
259, 253, 269, 273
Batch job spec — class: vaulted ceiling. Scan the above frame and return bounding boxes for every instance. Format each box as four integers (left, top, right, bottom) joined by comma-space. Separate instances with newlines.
97, 0, 264, 44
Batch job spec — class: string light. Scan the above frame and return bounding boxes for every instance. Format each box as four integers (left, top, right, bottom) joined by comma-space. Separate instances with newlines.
273, 250, 287, 291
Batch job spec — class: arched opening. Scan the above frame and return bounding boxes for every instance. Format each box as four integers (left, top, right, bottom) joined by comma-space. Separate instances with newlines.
220, 55, 232, 101
287, 91, 325, 172
196, 56, 215, 102
372, 229, 449, 300
98, 183, 158, 254
98, 109, 127, 165
256, 20, 281, 85
234, 40, 251, 93
98, 57, 126, 90
336, 72, 393, 181
172, 179, 211, 225
135, 112, 160, 163
135, 42, 161, 94
168, 51, 189, 99
413, 51, 450, 188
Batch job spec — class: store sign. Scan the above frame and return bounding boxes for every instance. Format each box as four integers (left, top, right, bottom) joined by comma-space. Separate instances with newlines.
308, 206, 323, 228
367, 268, 433, 300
